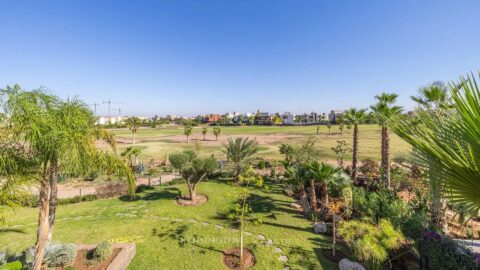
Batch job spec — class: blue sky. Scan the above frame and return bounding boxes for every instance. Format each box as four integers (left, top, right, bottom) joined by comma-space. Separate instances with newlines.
1, 1, 479, 116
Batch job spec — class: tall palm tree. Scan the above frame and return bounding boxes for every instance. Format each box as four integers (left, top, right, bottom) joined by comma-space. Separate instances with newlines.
391, 73, 480, 228
410, 81, 452, 110
0, 86, 135, 270
370, 93, 403, 189
222, 137, 259, 182
124, 117, 141, 144
344, 108, 367, 182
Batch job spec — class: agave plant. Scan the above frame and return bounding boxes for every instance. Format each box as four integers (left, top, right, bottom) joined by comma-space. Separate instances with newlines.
390, 72, 480, 213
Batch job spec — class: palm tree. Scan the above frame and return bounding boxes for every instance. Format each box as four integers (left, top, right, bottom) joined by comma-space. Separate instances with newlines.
124, 117, 142, 144
223, 137, 259, 182
370, 93, 403, 189
0, 86, 135, 270
306, 161, 351, 206
285, 163, 310, 212
344, 108, 367, 182
201, 127, 208, 141
391, 73, 480, 228
411, 81, 452, 110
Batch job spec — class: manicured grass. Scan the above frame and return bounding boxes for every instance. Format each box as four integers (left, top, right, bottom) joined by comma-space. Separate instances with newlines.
0, 181, 341, 269
111, 124, 410, 162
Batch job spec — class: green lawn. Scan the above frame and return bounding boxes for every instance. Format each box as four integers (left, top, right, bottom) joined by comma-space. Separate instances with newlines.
110, 124, 411, 163
1, 181, 341, 270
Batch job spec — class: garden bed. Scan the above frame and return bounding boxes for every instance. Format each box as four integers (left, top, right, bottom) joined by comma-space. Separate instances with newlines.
222, 247, 255, 270
176, 194, 208, 206
67, 243, 135, 270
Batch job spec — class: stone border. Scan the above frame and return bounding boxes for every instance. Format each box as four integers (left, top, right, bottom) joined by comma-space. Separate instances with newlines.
77, 243, 136, 270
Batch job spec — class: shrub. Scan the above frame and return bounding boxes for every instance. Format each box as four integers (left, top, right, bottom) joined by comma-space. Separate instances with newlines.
92, 241, 112, 263
0, 261, 22, 270
419, 231, 479, 270
20, 247, 34, 270
44, 244, 77, 267
135, 184, 154, 193
338, 219, 404, 270
258, 160, 265, 170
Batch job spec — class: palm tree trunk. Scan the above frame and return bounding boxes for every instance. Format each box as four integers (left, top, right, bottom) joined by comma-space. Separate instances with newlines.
322, 184, 329, 205
132, 132, 136, 145
351, 124, 359, 182
309, 179, 317, 212
33, 165, 50, 270
381, 126, 391, 189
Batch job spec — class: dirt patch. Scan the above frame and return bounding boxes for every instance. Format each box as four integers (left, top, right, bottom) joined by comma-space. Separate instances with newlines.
64, 248, 120, 270
176, 194, 208, 206
222, 247, 255, 270
322, 249, 346, 263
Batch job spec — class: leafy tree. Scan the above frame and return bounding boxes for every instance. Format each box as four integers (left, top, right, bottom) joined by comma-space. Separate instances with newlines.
124, 117, 142, 145
0, 85, 134, 270
181, 156, 218, 201
292, 137, 320, 163
183, 123, 193, 142
391, 73, 480, 226
213, 126, 221, 141
326, 122, 332, 134
223, 137, 259, 182
201, 127, 208, 141
370, 92, 403, 189
272, 115, 282, 126
338, 219, 404, 270
344, 108, 367, 182
279, 143, 294, 168
331, 140, 352, 168
316, 125, 320, 135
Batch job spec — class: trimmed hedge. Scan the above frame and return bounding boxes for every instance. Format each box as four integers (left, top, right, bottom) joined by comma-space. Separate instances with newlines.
419, 231, 480, 270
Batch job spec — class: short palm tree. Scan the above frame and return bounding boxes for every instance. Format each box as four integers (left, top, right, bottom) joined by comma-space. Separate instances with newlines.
306, 161, 351, 207
124, 117, 142, 144
344, 108, 367, 181
370, 93, 403, 189
223, 137, 259, 182
201, 127, 208, 140
0, 86, 134, 270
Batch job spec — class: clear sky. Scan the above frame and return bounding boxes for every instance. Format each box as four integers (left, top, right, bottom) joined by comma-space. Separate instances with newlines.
1, 1, 479, 116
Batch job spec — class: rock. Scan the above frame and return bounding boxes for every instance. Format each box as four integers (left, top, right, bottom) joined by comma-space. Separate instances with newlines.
257, 234, 266, 240
278, 255, 288, 263
339, 258, 366, 270
313, 222, 327, 234
214, 224, 223, 229
283, 267, 290, 270
274, 247, 283, 253
266, 239, 273, 246
201, 222, 209, 226
290, 202, 302, 210
244, 231, 252, 236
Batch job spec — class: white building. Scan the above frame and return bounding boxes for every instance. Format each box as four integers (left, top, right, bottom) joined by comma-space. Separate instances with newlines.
328, 110, 345, 123
281, 112, 295, 125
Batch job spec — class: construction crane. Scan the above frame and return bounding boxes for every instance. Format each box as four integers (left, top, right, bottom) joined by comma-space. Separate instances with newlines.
89, 102, 100, 116
102, 100, 122, 118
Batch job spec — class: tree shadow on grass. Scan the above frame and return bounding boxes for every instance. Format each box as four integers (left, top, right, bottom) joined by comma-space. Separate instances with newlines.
118, 187, 182, 202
